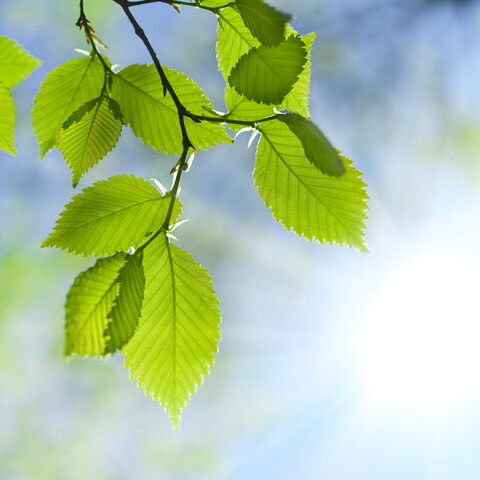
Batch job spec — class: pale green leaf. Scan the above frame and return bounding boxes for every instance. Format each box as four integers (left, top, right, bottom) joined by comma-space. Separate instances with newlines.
0, 36, 41, 88
217, 6, 260, 79
58, 96, 123, 186
280, 31, 315, 117
32, 55, 105, 158
65, 254, 125, 357
0, 83, 16, 155
255, 119, 368, 251
225, 85, 274, 131
110, 64, 231, 155
228, 36, 307, 105
199, 0, 227, 6
235, 0, 291, 46
105, 254, 145, 354
277, 113, 344, 176
42, 174, 182, 256
124, 234, 221, 430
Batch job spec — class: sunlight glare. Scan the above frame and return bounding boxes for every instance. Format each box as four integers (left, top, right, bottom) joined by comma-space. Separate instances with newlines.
357, 253, 480, 414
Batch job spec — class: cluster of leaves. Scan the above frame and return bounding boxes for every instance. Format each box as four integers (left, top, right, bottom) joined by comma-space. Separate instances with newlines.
0, 36, 40, 155
7, 0, 369, 429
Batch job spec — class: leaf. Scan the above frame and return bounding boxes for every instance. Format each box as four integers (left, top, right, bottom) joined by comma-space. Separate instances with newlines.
280, 31, 315, 117
228, 36, 307, 105
32, 55, 105, 158
57, 96, 123, 186
124, 234, 221, 430
225, 84, 274, 119
42, 174, 182, 256
0, 36, 41, 88
235, 0, 291, 46
277, 113, 344, 176
105, 254, 145, 354
217, 6, 260, 79
110, 64, 232, 155
0, 83, 16, 155
255, 119, 368, 251
65, 254, 125, 357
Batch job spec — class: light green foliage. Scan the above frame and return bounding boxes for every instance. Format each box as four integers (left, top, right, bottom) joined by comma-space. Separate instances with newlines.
65, 254, 125, 357
228, 36, 307, 105
280, 31, 315, 117
225, 85, 274, 129
123, 234, 221, 430
255, 119, 368, 251
0, 85, 16, 155
34, 0, 370, 430
217, 6, 261, 79
0, 36, 40, 155
42, 175, 182, 256
58, 96, 123, 186
0, 36, 41, 88
110, 64, 232, 155
105, 254, 145, 354
278, 113, 344, 176
32, 55, 105, 158
235, 0, 291, 46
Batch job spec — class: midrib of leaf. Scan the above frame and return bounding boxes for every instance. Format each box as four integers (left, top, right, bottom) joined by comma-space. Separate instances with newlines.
258, 127, 361, 240
76, 98, 103, 166
166, 240, 178, 417
52, 196, 167, 242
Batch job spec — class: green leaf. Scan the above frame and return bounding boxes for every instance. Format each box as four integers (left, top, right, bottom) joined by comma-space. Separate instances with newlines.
255, 119, 368, 251
124, 234, 221, 430
0, 36, 41, 88
42, 174, 182, 256
105, 254, 145, 354
224, 85, 274, 131
228, 36, 307, 105
57, 96, 123, 186
65, 254, 125, 357
235, 0, 291, 46
217, 6, 260, 79
32, 55, 105, 158
0, 83, 16, 155
280, 30, 315, 117
277, 113, 344, 176
110, 64, 232, 156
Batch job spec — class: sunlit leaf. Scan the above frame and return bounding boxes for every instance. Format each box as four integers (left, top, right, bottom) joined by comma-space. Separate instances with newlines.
224, 85, 274, 131
110, 64, 232, 155
124, 234, 221, 430
65, 254, 125, 357
58, 96, 123, 186
235, 0, 291, 46
217, 6, 260, 79
42, 174, 182, 256
228, 36, 307, 105
280, 30, 315, 117
32, 55, 105, 158
105, 254, 145, 354
0, 36, 41, 88
278, 113, 344, 176
0, 83, 16, 155
255, 119, 368, 251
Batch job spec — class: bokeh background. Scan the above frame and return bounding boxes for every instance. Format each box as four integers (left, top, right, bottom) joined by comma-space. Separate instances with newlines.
2, 0, 480, 478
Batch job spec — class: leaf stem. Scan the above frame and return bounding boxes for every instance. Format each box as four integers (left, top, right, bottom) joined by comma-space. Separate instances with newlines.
125, 0, 234, 13
77, 0, 111, 72
199, 113, 279, 128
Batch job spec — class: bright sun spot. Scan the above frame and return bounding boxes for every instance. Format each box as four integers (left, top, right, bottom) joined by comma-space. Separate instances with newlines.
357, 253, 480, 414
